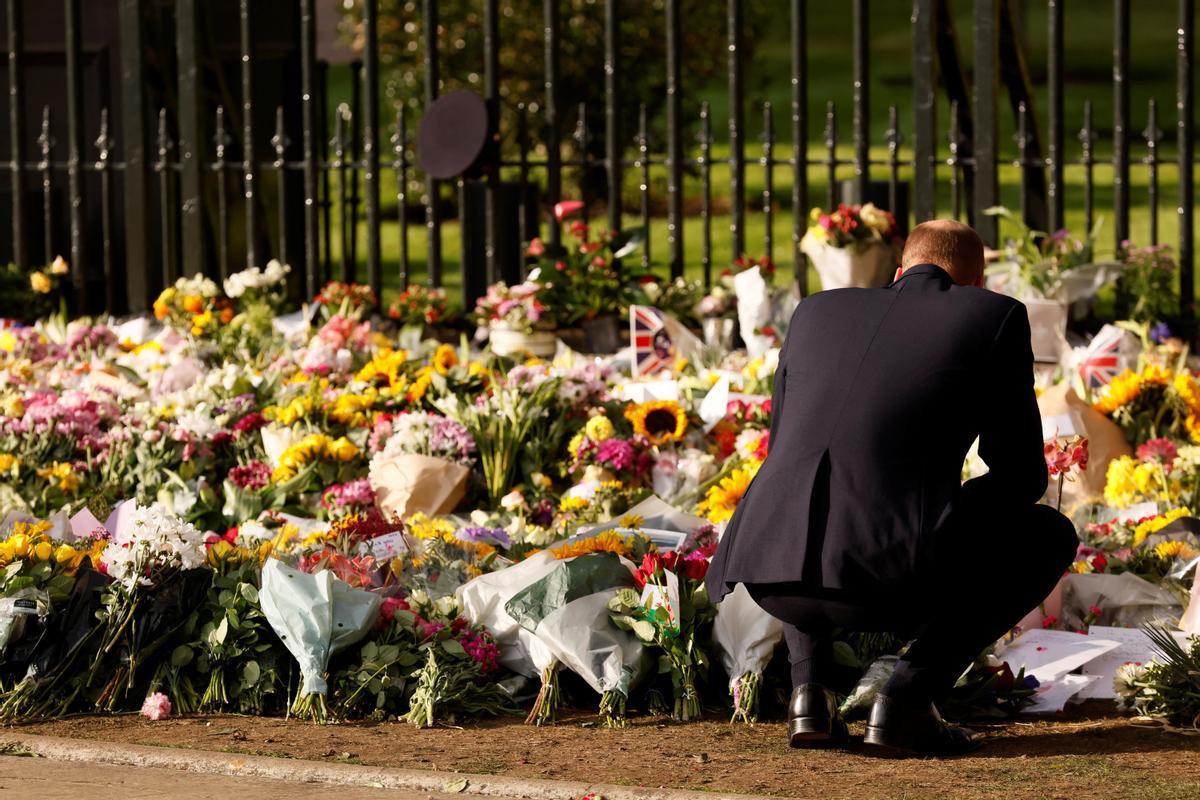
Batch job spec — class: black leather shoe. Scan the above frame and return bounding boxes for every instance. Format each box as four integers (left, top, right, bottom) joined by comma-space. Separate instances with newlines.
787, 684, 848, 748
862, 694, 981, 758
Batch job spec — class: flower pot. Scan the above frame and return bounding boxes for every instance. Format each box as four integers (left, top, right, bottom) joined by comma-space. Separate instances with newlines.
488, 326, 558, 358
581, 314, 621, 354
802, 240, 895, 290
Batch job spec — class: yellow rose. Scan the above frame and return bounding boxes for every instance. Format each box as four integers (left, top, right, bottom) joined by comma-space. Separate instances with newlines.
328, 437, 359, 461
53, 543, 77, 564
29, 271, 52, 294
49, 255, 69, 276
32, 541, 52, 562
9, 534, 29, 558
182, 295, 205, 314
859, 202, 891, 233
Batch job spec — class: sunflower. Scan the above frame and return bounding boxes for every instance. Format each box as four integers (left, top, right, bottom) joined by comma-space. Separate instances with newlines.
697, 461, 761, 523
625, 400, 688, 446
551, 530, 637, 560
356, 348, 410, 397
432, 344, 459, 376
1154, 540, 1199, 561
1133, 507, 1192, 546
1093, 365, 1171, 415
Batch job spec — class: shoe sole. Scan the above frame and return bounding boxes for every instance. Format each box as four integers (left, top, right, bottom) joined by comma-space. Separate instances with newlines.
862, 726, 982, 759
789, 719, 847, 749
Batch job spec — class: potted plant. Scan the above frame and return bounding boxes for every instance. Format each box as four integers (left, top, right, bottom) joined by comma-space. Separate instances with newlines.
984, 207, 1123, 362
800, 202, 901, 290
473, 280, 558, 358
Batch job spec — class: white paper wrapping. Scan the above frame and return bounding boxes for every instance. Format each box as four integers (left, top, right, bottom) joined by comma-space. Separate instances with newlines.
711, 583, 784, 688
259, 559, 381, 695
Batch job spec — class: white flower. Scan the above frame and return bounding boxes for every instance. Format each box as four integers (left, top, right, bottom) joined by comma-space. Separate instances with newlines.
859, 202, 891, 233
1113, 662, 1146, 704
500, 489, 526, 512
101, 503, 206, 590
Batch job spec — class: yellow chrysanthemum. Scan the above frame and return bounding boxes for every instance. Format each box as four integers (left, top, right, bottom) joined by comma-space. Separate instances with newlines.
624, 400, 688, 446
698, 461, 761, 523
1103, 456, 1141, 508
356, 348, 410, 396
551, 530, 637, 560
584, 415, 615, 442
406, 512, 457, 543
1133, 507, 1192, 546
432, 344, 458, 376
559, 496, 591, 513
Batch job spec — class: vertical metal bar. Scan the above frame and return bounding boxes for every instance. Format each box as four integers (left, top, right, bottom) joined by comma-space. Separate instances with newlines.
973, 0, 999, 246
824, 101, 837, 210
392, 107, 409, 287
1178, 0, 1194, 327
118, 0, 151, 310
886, 105, 901, 216
637, 104, 650, 270
334, 107, 350, 282
176, 0, 206, 276
728, 0, 745, 255
348, 61, 361, 271
851, 0, 869, 201
272, 106, 289, 267
484, 0, 500, 283
362, 0, 382, 299
517, 104, 531, 265
1080, 100, 1095, 235
301, 0, 319, 296
1112, 0, 1130, 249
319, 62, 331, 280
37, 106, 53, 264
1047, 0, 1064, 231
911, 0, 936, 223
700, 101, 712, 288
239, 0, 257, 268
1017, 101, 1030, 225
214, 105, 230, 278
1144, 98, 1160, 245
423, 0, 441, 287
666, 0, 683, 278
604, 0, 621, 234
7, 0, 26, 268
543, 0, 561, 248
762, 102, 774, 262
576, 102, 589, 227
96, 108, 114, 311
64, 0, 86, 307
948, 100, 961, 220
156, 109, 174, 286
792, 0, 808, 295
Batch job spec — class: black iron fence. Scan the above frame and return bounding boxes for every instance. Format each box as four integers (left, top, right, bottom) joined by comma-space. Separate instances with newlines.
0, 0, 1196, 322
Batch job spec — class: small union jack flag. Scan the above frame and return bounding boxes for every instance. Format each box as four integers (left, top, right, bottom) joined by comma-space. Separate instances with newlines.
1079, 325, 1126, 388
629, 305, 674, 377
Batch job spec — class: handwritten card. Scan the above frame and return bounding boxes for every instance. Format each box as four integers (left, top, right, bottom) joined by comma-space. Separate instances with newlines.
1080, 626, 1193, 699
999, 629, 1121, 683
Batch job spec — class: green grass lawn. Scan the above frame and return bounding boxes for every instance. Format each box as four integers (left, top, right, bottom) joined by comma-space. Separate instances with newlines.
317, 2, 1198, 310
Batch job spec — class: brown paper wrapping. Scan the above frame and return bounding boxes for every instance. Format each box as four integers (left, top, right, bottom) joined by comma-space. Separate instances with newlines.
1037, 383, 1132, 510
369, 453, 470, 519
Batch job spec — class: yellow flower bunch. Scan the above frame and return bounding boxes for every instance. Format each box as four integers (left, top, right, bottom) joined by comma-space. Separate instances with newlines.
0, 520, 88, 574
585, 415, 615, 442
551, 530, 638, 560
264, 395, 315, 426
1103, 455, 1181, 508
432, 344, 458, 376
405, 512, 457, 543
0, 453, 18, 474
1133, 507, 1192, 546
698, 461, 761, 523
205, 538, 274, 570
559, 496, 591, 513
326, 390, 378, 428
356, 348, 410, 397
1092, 364, 1173, 415
1154, 539, 1199, 561
36, 461, 80, 493
271, 433, 359, 482
407, 367, 434, 403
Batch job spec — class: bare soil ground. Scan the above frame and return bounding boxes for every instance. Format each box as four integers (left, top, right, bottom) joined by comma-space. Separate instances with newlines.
9, 703, 1200, 800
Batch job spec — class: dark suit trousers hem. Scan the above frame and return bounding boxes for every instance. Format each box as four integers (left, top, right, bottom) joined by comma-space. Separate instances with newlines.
747, 502, 1079, 703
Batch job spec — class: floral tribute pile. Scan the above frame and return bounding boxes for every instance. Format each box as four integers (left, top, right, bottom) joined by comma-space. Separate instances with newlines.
0, 225, 1197, 732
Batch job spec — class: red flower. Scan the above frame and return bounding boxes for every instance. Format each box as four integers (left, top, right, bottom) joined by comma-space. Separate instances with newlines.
554, 200, 584, 223
526, 237, 546, 257
1090, 553, 1108, 572
1041, 615, 1059, 629
681, 554, 709, 581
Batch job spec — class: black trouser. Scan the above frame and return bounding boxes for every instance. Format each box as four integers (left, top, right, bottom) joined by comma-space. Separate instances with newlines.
747, 503, 1079, 705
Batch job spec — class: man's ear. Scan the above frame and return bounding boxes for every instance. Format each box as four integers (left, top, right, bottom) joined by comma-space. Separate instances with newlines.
972, 273, 985, 288
893, 267, 903, 282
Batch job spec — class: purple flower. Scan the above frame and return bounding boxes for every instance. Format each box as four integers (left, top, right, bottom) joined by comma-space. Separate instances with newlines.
1150, 322, 1172, 344
456, 526, 511, 548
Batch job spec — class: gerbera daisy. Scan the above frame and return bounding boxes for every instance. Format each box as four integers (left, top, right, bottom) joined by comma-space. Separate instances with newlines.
697, 461, 760, 523
624, 400, 688, 446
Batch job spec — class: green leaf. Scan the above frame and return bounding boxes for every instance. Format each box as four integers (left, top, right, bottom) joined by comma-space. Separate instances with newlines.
631, 619, 657, 642
831, 641, 861, 669
441, 639, 467, 657
170, 645, 194, 668
361, 641, 379, 661
239, 583, 259, 605
212, 616, 229, 646
242, 660, 261, 685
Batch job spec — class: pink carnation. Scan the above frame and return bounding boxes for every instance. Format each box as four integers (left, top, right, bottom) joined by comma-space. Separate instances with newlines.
141, 692, 172, 721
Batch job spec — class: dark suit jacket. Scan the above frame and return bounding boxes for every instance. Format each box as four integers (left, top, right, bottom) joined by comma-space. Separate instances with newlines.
706, 263, 1047, 604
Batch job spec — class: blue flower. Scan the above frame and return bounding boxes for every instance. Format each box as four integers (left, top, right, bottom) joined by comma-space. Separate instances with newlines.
1150, 322, 1171, 344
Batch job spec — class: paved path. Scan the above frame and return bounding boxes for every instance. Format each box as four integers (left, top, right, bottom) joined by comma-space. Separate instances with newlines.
0, 755, 461, 800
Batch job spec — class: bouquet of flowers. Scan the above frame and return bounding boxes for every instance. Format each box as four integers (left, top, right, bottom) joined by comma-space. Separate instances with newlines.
800, 203, 900, 291
1118, 243, 1178, 324
388, 285, 449, 329
153, 275, 234, 338
608, 546, 716, 721
565, 414, 654, 488
0, 256, 70, 321
313, 281, 378, 320
223, 260, 291, 309
1103, 440, 1200, 512
474, 281, 550, 334
984, 206, 1121, 302
1123, 627, 1200, 729
1093, 365, 1200, 446
369, 413, 477, 519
